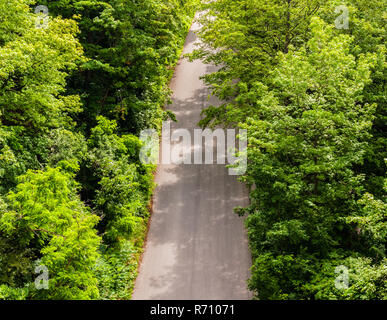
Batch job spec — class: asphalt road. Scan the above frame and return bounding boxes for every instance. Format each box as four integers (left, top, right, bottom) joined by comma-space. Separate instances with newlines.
132, 19, 252, 300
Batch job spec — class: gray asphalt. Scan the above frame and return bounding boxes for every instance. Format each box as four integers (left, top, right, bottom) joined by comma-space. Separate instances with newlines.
132, 20, 252, 300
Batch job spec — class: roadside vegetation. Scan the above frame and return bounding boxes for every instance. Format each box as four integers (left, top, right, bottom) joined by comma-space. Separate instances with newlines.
1, 0, 385, 301
191, 0, 386, 299
0, 0, 199, 300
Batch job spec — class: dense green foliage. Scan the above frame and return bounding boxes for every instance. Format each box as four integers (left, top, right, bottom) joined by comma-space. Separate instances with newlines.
0, 0, 198, 299
193, 0, 386, 299
1, 0, 385, 301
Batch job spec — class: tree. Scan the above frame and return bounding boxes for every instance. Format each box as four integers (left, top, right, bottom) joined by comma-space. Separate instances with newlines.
0, 166, 101, 300
189, 0, 321, 128
0, 0, 199, 300
193, 0, 386, 300
86, 116, 154, 246
0, 0, 84, 131
0, 0, 85, 192
241, 18, 380, 299
39, 0, 199, 133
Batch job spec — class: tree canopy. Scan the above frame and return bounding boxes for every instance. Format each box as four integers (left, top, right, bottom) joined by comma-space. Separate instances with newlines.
0, 0, 385, 300
1, 0, 199, 300
193, 0, 386, 299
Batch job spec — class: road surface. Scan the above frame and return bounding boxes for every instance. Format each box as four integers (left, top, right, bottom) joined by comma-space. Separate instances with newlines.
132, 19, 252, 300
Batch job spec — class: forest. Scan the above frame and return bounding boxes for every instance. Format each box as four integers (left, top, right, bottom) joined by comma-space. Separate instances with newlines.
191, 0, 386, 299
0, 0, 386, 300
0, 0, 198, 299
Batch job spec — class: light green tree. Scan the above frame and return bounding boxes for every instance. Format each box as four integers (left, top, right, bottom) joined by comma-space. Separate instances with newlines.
241, 18, 382, 299
0, 166, 101, 300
